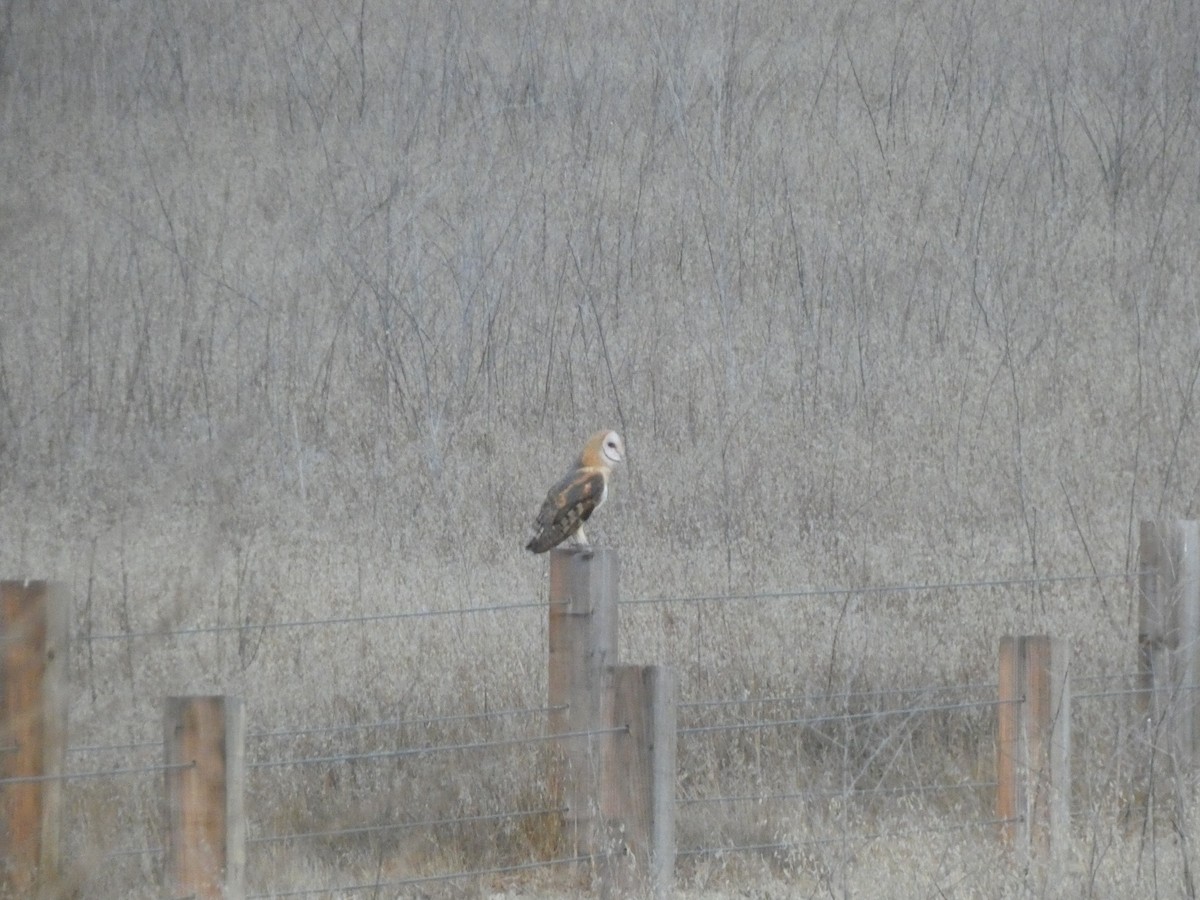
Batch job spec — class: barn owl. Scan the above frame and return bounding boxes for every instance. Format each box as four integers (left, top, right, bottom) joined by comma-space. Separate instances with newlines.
525, 430, 625, 553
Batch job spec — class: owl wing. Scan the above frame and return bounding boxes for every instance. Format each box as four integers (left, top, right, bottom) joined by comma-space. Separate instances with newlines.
525, 468, 607, 553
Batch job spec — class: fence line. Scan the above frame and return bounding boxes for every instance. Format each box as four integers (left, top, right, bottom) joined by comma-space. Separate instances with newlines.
679, 697, 1012, 737
66, 739, 161, 754
80, 570, 1137, 644
680, 681, 1000, 710
86, 598, 560, 641
249, 854, 596, 899
3, 525, 1194, 896
247, 725, 628, 770
5, 660, 1160, 890
680, 781, 996, 807
249, 805, 567, 845
677, 817, 1023, 859
0, 761, 192, 785
248, 704, 565, 741
1074, 683, 1200, 701
628, 570, 1137, 607
1072, 673, 1138, 685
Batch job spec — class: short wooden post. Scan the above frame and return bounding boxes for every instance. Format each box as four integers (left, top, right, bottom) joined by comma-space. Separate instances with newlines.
997, 636, 1070, 874
164, 696, 245, 900
547, 548, 618, 879
600, 664, 676, 898
1138, 520, 1200, 777
0, 581, 68, 897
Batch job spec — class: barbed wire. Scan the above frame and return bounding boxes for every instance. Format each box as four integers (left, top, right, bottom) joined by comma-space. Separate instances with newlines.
0, 760, 192, 785
1074, 686, 1151, 701
248, 854, 594, 898
681, 681, 999, 711
67, 739, 160, 754
85, 598, 558, 642
249, 705, 564, 741
1071, 673, 1139, 686
79, 570, 1134, 643
36, 563, 1151, 896
249, 726, 627, 770
677, 816, 1022, 858
250, 805, 566, 845
679, 697, 1011, 737
628, 570, 1137, 608
1075, 682, 1200, 701
680, 780, 996, 807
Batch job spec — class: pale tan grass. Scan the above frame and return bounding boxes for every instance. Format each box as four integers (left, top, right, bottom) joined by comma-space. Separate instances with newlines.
3, 0, 1200, 894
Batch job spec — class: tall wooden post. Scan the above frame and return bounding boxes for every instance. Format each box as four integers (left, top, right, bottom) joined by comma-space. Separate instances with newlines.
164, 696, 245, 900
547, 548, 618, 880
997, 636, 1070, 876
600, 664, 676, 898
1138, 520, 1200, 777
0, 581, 68, 897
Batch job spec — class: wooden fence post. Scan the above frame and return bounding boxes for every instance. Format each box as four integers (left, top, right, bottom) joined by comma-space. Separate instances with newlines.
1138, 520, 1200, 781
0, 581, 68, 897
164, 696, 245, 900
600, 664, 676, 899
547, 548, 618, 884
997, 635, 1070, 875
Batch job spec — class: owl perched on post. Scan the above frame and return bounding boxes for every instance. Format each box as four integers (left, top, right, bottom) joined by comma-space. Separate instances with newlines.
525, 430, 625, 553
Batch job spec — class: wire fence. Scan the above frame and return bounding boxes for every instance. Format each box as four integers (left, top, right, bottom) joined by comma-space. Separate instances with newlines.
76, 569, 1138, 643
677, 696, 1013, 736
20, 665, 1183, 892
676, 816, 1023, 860
0, 761, 192, 786
248, 805, 568, 846
248, 854, 596, 899
8, 567, 1183, 895
247, 725, 628, 770
246, 704, 565, 741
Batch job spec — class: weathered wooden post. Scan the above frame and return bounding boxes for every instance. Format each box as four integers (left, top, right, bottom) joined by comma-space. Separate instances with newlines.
600, 664, 676, 898
547, 549, 678, 896
0, 581, 68, 897
997, 635, 1070, 875
547, 548, 619, 878
1138, 520, 1200, 781
164, 696, 245, 900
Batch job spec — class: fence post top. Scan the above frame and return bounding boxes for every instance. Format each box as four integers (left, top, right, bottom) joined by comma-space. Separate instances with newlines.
549, 546, 619, 564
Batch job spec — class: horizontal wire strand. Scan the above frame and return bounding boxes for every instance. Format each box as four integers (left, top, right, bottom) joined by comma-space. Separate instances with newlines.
1072, 684, 1192, 700
248, 854, 593, 898
249, 705, 565, 741
679, 780, 997, 806
67, 740, 161, 754
249, 805, 566, 845
80, 570, 1137, 642
679, 697, 1012, 737
681, 682, 999, 710
86, 598, 560, 642
249, 726, 627, 770
0, 761, 192, 785
630, 570, 1137, 607
677, 816, 1022, 858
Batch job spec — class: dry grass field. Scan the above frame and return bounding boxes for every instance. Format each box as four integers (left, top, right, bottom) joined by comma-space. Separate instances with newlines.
3, 0, 1200, 895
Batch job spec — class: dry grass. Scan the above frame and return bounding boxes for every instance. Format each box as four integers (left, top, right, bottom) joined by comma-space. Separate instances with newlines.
3, 0, 1200, 894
